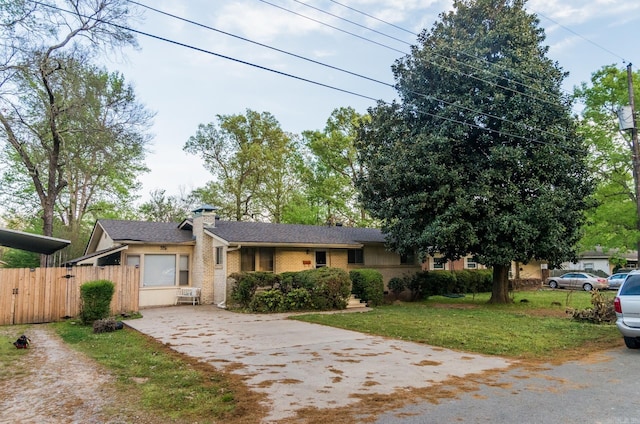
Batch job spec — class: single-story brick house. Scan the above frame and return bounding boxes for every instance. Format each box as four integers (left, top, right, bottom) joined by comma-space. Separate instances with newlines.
70, 205, 422, 307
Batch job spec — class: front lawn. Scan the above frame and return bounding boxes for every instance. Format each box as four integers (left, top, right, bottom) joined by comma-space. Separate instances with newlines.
292, 290, 621, 359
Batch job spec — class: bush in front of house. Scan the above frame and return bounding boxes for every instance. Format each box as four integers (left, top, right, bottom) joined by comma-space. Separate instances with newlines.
350, 269, 384, 306
388, 276, 407, 300
402, 270, 493, 301
284, 288, 312, 311
249, 289, 285, 313
230, 272, 280, 308
231, 267, 352, 312
291, 267, 352, 310
80, 279, 115, 325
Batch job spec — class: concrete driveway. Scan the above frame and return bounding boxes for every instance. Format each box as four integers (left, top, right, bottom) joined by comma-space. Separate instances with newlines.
124, 305, 511, 423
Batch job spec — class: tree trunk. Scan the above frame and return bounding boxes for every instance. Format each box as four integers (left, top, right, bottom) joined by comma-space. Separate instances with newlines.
488, 264, 512, 304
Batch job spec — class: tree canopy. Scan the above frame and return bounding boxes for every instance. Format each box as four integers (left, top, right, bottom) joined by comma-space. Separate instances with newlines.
574, 65, 640, 257
0, 0, 150, 261
355, 0, 593, 303
184, 109, 299, 222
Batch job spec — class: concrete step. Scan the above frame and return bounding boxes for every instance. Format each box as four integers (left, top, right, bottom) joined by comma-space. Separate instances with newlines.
347, 294, 367, 309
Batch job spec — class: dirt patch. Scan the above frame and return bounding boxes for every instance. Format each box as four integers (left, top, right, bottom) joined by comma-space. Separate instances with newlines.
0, 325, 155, 423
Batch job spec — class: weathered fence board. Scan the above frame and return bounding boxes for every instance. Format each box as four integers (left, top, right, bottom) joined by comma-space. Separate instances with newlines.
0, 266, 139, 325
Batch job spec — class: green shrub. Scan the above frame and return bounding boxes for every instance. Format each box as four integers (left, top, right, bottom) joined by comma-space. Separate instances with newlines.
249, 289, 285, 313
388, 276, 407, 299
407, 271, 428, 300
230, 272, 281, 308
402, 270, 493, 301
80, 280, 115, 325
284, 288, 312, 311
295, 267, 352, 310
229, 272, 259, 308
350, 269, 384, 306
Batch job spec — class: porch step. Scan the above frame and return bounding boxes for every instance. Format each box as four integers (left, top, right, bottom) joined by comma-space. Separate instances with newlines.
347, 294, 367, 309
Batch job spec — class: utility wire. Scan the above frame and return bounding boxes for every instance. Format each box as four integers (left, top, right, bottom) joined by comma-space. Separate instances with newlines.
129, 0, 569, 141
261, 0, 566, 109
288, 0, 412, 47
325, 0, 416, 36
32, 0, 582, 152
531, 9, 628, 64
256, 0, 407, 56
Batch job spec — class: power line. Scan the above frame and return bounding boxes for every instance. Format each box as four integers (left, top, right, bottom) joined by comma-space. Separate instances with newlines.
260, 0, 567, 109
129, 0, 569, 141
256, 0, 407, 55
288, 0, 412, 47
31, 0, 582, 152
531, 8, 628, 64
325, 0, 416, 36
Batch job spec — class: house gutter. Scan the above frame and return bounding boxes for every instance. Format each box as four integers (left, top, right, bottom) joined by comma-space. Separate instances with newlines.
217, 245, 241, 309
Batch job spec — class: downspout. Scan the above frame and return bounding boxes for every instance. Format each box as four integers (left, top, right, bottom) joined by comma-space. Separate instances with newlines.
217, 245, 241, 309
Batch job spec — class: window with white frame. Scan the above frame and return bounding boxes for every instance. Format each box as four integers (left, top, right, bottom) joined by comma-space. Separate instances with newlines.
128, 254, 189, 287
215, 247, 224, 266
432, 258, 445, 270
466, 257, 477, 269
179, 255, 189, 285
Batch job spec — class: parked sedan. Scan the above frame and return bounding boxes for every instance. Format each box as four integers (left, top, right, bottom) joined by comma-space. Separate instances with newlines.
546, 272, 609, 291
608, 273, 629, 290
614, 271, 640, 348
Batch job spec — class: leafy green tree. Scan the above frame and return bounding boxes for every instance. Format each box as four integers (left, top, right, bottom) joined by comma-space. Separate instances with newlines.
355, 0, 593, 303
574, 65, 640, 256
302, 107, 371, 226
0, 248, 40, 268
0, 0, 144, 261
138, 189, 196, 222
184, 110, 300, 222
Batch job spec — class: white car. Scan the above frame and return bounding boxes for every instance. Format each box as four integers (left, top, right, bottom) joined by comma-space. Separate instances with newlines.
614, 271, 640, 349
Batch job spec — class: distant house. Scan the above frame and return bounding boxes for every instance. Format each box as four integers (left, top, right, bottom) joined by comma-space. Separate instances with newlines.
556, 248, 638, 275
70, 205, 421, 308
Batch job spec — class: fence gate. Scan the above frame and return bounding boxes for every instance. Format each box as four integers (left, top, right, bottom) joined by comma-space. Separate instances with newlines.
0, 266, 139, 325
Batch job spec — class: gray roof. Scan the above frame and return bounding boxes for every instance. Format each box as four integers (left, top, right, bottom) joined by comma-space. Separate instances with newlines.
207, 220, 386, 245
98, 220, 194, 244
97, 219, 385, 246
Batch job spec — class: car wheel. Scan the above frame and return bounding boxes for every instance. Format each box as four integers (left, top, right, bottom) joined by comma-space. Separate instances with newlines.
624, 337, 640, 349
549, 280, 558, 289
583, 283, 593, 291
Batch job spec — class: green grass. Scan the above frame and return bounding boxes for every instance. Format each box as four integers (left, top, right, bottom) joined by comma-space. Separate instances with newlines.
52, 321, 244, 423
292, 290, 621, 359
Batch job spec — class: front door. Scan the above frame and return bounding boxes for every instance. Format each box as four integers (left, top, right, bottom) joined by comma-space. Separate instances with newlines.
315, 251, 327, 268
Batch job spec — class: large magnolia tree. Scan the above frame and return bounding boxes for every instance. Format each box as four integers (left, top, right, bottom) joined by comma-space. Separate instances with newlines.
355, 0, 593, 303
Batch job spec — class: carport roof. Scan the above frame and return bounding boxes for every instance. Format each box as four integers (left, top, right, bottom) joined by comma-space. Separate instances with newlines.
0, 227, 71, 255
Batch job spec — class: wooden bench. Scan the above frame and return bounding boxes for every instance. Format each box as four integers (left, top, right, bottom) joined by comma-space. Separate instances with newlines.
175, 287, 201, 305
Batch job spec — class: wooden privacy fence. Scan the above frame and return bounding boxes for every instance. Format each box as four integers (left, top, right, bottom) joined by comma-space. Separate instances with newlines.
0, 266, 139, 325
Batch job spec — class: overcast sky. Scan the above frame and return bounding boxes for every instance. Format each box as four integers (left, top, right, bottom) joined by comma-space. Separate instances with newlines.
111, 0, 639, 202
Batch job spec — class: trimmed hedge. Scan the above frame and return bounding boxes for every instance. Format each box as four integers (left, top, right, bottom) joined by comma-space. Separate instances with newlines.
230, 267, 352, 312
229, 271, 280, 308
403, 270, 493, 300
80, 280, 115, 325
350, 269, 384, 306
